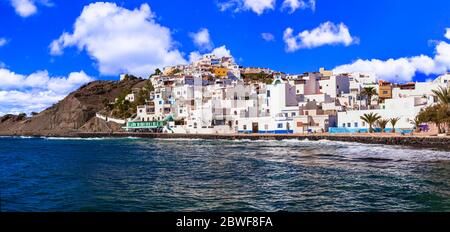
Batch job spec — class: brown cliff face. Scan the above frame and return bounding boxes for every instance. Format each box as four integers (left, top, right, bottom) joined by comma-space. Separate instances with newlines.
0, 78, 146, 136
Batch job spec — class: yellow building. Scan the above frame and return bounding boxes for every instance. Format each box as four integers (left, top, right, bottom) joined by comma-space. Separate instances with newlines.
213, 67, 228, 77
319, 67, 333, 77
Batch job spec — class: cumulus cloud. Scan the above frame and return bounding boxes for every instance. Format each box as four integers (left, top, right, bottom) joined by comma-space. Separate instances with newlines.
190, 28, 213, 51
333, 40, 450, 83
445, 28, 450, 40
211, 45, 232, 58
187, 28, 233, 63
281, 0, 315, 13
261, 33, 275, 42
188, 45, 233, 63
9, 0, 52, 17
188, 51, 203, 63
0, 38, 7, 47
283, 22, 357, 52
218, 0, 276, 15
50, 2, 187, 77
0, 68, 93, 115
10, 0, 37, 17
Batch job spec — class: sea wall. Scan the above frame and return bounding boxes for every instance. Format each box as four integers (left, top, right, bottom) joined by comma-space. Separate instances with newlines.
95, 113, 126, 124
75, 132, 450, 150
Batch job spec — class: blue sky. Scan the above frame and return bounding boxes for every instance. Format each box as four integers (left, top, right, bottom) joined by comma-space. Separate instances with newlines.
0, 0, 450, 114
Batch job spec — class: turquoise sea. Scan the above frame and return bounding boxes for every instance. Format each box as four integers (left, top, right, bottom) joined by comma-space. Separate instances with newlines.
1, 136, 449, 212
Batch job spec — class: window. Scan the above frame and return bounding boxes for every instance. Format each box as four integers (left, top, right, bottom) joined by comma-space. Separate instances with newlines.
347, 123, 351, 127
383, 91, 388, 94
342, 123, 346, 127
362, 122, 366, 126
159, 101, 163, 105
291, 112, 296, 117
265, 124, 268, 130
267, 90, 270, 97
354, 122, 358, 127
243, 125, 247, 130
277, 123, 283, 129
179, 109, 183, 114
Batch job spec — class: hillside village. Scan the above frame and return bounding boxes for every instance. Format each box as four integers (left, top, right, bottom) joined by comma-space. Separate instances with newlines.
98, 53, 450, 135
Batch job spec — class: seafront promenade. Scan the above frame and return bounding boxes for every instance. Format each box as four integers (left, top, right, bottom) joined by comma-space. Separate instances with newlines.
75, 132, 450, 150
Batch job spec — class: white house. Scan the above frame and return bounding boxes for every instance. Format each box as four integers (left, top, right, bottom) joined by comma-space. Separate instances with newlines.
336, 96, 429, 133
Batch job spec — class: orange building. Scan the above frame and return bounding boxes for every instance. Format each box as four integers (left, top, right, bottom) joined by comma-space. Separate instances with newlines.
378, 80, 393, 102
213, 67, 228, 77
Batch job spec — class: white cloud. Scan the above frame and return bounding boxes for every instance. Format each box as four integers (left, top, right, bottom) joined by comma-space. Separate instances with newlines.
308, 0, 316, 11
281, 0, 315, 13
0, 68, 93, 115
188, 45, 233, 63
217, 0, 239, 12
9, 0, 52, 17
211, 45, 232, 58
50, 2, 187, 77
219, 0, 315, 14
187, 28, 232, 63
261, 33, 275, 42
283, 22, 357, 52
244, 0, 276, 14
445, 28, 450, 40
218, 0, 276, 15
190, 28, 213, 51
188, 51, 203, 63
333, 39, 450, 83
0, 38, 7, 47
10, 0, 37, 17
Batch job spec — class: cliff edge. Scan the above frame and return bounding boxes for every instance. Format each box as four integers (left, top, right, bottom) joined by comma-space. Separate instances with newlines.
0, 78, 146, 136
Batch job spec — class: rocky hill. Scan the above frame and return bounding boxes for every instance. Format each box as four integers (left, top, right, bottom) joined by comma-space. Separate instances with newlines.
0, 77, 146, 136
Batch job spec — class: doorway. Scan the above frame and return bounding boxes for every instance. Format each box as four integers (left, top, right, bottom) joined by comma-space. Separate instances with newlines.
252, 122, 259, 133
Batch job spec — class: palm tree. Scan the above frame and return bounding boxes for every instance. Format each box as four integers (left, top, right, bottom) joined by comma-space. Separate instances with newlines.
432, 86, 450, 105
360, 113, 382, 133
361, 87, 377, 109
390, 117, 400, 133
376, 119, 389, 133
432, 86, 450, 133
418, 105, 446, 134
409, 116, 422, 133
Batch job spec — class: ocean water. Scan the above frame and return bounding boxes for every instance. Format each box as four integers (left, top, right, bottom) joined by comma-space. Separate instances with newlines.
1, 136, 449, 212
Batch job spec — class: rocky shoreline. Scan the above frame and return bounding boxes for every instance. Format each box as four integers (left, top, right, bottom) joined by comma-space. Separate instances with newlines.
75, 132, 450, 150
